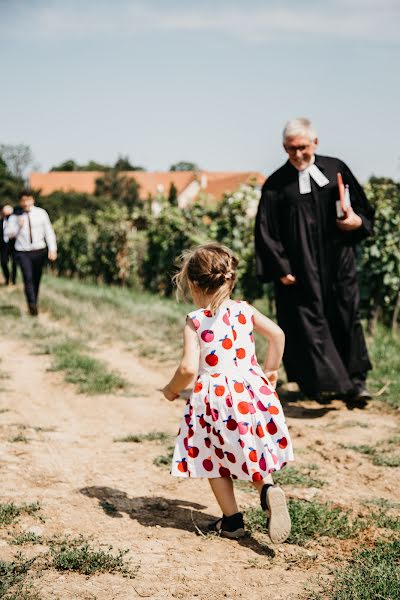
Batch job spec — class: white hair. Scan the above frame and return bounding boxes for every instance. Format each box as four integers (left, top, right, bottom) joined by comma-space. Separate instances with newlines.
283, 118, 317, 143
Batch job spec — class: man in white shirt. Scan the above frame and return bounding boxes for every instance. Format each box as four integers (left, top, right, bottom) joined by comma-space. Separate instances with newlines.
5, 189, 57, 316
255, 118, 374, 406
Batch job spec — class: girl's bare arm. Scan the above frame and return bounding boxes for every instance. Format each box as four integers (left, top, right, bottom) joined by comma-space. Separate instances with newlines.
252, 306, 285, 387
162, 319, 200, 401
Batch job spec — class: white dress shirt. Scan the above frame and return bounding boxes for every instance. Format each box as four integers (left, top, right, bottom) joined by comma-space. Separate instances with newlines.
298, 156, 330, 194
4, 206, 57, 253
2, 219, 8, 243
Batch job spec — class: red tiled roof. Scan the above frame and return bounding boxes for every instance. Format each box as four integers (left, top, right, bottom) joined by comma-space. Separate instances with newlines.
203, 172, 265, 199
29, 170, 265, 201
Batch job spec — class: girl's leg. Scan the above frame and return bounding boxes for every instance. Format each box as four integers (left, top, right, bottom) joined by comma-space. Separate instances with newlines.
253, 474, 291, 544
252, 474, 274, 496
208, 477, 239, 516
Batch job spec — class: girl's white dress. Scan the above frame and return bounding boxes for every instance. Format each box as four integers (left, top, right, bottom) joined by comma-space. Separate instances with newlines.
171, 301, 294, 480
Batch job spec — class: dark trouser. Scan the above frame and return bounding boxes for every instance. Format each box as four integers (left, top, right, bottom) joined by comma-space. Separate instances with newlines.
15, 249, 47, 307
1, 245, 17, 284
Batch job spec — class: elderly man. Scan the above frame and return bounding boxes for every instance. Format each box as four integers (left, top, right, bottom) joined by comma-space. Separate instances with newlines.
1, 204, 17, 285
5, 190, 57, 316
255, 118, 374, 404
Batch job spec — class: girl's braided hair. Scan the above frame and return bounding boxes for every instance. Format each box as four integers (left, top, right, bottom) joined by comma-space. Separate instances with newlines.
173, 243, 239, 314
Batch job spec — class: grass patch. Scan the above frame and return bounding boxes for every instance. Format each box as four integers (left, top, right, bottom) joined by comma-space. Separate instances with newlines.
372, 454, 400, 468
47, 339, 126, 394
114, 431, 170, 443
9, 434, 29, 443
153, 446, 175, 467
40, 276, 192, 361
342, 443, 400, 467
373, 512, 400, 532
364, 497, 400, 510
245, 499, 367, 546
10, 532, 43, 546
0, 303, 21, 318
311, 539, 400, 600
49, 536, 137, 577
0, 555, 38, 599
32, 426, 56, 433
235, 466, 325, 493
0, 502, 41, 527
273, 466, 325, 488
368, 324, 400, 409
339, 420, 369, 429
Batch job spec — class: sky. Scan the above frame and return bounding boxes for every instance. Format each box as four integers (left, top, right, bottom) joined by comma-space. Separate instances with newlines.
1, 0, 399, 181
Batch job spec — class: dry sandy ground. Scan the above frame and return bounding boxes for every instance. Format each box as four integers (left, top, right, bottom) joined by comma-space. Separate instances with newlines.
0, 307, 399, 599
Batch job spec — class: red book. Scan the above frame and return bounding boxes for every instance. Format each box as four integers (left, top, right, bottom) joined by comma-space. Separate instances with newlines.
336, 172, 349, 219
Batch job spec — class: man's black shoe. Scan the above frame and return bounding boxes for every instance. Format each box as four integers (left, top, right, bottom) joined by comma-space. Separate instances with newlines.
28, 304, 38, 316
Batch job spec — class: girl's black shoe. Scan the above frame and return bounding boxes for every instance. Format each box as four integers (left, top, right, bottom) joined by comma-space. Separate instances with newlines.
208, 512, 245, 539
260, 484, 291, 544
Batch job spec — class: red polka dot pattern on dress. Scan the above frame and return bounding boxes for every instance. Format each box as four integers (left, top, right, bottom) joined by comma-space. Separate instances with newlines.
171, 300, 294, 480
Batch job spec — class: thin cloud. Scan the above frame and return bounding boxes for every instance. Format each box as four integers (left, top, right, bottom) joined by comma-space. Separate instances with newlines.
1, 0, 399, 43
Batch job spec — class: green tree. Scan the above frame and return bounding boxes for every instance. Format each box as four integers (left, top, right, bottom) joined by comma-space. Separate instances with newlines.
167, 182, 178, 206
114, 155, 145, 171
53, 215, 96, 277
169, 161, 199, 172
210, 184, 264, 301
0, 155, 22, 205
50, 159, 79, 172
144, 206, 207, 295
38, 191, 105, 222
94, 170, 141, 212
50, 159, 110, 171
0, 143, 34, 179
359, 177, 400, 332
92, 205, 144, 286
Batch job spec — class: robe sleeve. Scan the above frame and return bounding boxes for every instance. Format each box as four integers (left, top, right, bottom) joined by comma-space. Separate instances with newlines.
341, 162, 375, 245
255, 185, 292, 282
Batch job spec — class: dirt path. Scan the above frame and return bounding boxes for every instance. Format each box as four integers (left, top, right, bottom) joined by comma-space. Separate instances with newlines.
0, 309, 399, 599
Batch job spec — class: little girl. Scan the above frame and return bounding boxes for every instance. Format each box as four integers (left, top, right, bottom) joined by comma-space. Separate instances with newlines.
162, 243, 293, 543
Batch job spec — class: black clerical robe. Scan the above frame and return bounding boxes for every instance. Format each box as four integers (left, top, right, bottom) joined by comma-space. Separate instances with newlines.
255, 155, 374, 396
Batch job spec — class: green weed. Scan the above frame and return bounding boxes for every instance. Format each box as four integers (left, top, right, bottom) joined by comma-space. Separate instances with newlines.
10, 532, 43, 546
245, 499, 367, 546
0, 503, 41, 527
114, 431, 170, 443
0, 555, 38, 599
273, 466, 325, 488
343, 443, 400, 467
41, 276, 191, 361
364, 497, 400, 510
373, 512, 400, 531
153, 446, 175, 467
310, 540, 400, 600
50, 536, 137, 577
235, 466, 325, 492
0, 304, 21, 318
368, 324, 400, 409
47, 340, 126, 394
9, 434, 29, 443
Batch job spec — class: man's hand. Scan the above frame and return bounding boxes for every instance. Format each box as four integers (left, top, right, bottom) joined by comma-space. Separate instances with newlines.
280, 274, 297, 285
48, 251, 57, 262
336, 207, 362, 231
18, 216, 24, 227
161, 385, 179, 402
